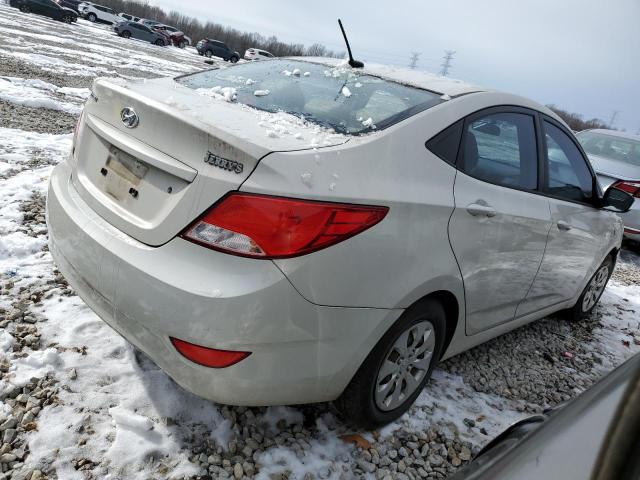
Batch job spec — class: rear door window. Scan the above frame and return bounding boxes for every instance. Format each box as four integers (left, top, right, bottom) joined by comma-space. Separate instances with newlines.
460, 112, 538, 190
543, 121, 594, 203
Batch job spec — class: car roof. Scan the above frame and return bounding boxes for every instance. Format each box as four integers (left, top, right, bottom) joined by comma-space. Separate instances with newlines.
293, 57, 486, 97
580, 129, 640, 141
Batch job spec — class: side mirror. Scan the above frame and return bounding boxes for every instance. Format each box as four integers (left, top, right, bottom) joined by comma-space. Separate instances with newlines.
602, 187, 634, 213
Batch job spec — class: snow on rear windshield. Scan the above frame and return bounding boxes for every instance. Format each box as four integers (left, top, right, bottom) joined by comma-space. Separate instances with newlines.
175, 60, 443, 135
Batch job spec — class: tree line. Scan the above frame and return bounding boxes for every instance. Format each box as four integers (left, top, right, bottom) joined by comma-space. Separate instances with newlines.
547, 104, 610, 132
97, 0, 345, 58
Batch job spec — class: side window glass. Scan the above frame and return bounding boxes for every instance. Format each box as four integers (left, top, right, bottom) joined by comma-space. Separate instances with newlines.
426, 120, 463, 165
461, 112, 538, 190
544, 121, 593, 203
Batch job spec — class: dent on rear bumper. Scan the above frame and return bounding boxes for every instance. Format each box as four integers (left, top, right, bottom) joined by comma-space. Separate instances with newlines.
47, 161, 402, 405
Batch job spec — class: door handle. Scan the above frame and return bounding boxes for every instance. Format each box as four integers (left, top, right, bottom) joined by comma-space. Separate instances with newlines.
557, 221, 572, 231
466, 203, 497, 218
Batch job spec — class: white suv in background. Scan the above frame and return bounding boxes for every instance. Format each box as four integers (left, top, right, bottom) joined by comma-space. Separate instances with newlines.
244, 48, 274, 61
81, 3, 119, 24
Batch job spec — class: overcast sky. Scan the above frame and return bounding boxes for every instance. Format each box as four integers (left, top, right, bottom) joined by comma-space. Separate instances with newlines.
152, 0, 640, 133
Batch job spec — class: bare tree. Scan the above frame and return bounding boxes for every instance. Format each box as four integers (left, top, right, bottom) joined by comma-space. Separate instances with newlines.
546, 104, 610, 132
97, 0, 340, 58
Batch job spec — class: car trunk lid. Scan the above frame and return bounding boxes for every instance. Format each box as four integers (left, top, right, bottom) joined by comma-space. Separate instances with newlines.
72, 77, 348, 246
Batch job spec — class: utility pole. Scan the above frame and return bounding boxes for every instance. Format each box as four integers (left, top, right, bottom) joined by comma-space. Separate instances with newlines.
608, 110, 619, 129
409, 52, 421, 70
439, 50, 456, 76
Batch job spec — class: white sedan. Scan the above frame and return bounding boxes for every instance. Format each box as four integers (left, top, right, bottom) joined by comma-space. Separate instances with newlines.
46, 58, 633, 428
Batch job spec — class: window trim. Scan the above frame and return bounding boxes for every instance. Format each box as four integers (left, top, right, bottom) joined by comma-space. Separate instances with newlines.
539, 114, 601, 208
456, 105, 543, 194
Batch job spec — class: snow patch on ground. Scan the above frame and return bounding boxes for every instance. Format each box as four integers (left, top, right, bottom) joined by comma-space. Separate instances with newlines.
0, 76, 89, 114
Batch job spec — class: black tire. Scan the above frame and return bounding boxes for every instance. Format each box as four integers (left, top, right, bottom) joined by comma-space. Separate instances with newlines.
198, 51, 203, 56
178, 40, 186, 49
334, 298, 446, 429
61, 15, 73, 23
154, 39, 165, 46
204, 49, 213, 58
19, 4, 31, 13
121, 30, 131, 38
565, 255, 614, 322
229, 56, 239, 63
87, 12, 96, 22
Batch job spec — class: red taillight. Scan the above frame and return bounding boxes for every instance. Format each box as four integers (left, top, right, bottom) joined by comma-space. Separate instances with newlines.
181, 192, 389, 259
612, 180, 640, 198
170, 337, 250, 368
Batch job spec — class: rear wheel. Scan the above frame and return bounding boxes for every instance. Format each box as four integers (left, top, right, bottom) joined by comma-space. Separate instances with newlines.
19, 4, 31, 12
154, 39, 165, 46
334, 298, 446, 429
61, 14, 73, 23
229, 55, 239, 63
204, 49, 213, 58
121, 30, 131, 38
178, 40, 186, 49
87, 12, 96, 22
566, 256, 613, 321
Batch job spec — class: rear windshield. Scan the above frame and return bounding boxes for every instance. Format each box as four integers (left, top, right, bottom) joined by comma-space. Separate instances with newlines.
176, 59, 443, 135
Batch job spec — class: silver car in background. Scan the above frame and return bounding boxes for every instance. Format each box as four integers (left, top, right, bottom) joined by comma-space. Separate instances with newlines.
449, 353, 640, 480
577, 129, 640, 242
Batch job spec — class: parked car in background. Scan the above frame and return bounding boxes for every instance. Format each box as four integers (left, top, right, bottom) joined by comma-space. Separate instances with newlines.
76, 0, 90, 11
81, 3, 118, 24
244, 48, 274, 61
9, 0, 77, 23
114, 20, 167, 46
139, 18, 160, 28
577, 129, 640, 242
54, 0, 82, 13
449, 353, 640, 480
117, 12, 140, 23
196, 39, 239, 62
151, 24, 190, 48
47, 58, 634, 429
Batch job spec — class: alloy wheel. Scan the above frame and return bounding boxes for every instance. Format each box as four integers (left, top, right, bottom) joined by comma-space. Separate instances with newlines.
374, 320, 435, 411
582, 265, 609, 312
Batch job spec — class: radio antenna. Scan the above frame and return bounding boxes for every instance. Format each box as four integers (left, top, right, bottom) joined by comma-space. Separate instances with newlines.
338, 19, 364, 68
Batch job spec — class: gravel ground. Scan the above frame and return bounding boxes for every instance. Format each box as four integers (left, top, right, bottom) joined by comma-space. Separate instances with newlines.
0, 5, 639, 480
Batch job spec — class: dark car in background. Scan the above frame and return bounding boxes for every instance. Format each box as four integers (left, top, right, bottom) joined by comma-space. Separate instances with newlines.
152, 24, 191, 48
196, 38, 240, 62
9, 0, 77, 23
114, 20, 167, 46
54, 0, 82, 13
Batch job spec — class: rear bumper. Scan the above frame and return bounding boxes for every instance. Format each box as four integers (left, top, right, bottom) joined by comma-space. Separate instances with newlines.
47, 160, 401, 405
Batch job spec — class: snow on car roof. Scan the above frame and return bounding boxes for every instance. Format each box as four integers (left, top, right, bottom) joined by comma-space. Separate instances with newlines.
292, 57, 485, 97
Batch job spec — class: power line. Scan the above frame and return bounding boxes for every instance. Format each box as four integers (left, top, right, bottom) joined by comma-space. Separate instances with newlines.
439, 50, 456, 76
608, 110, 619, 129
409, 52, 421, 70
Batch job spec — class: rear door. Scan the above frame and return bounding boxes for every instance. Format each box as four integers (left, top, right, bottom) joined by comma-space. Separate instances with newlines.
133, 23, 151, 41
448, 107, 552, 335
518, 118, 611, 314
214, 42, 228, 58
